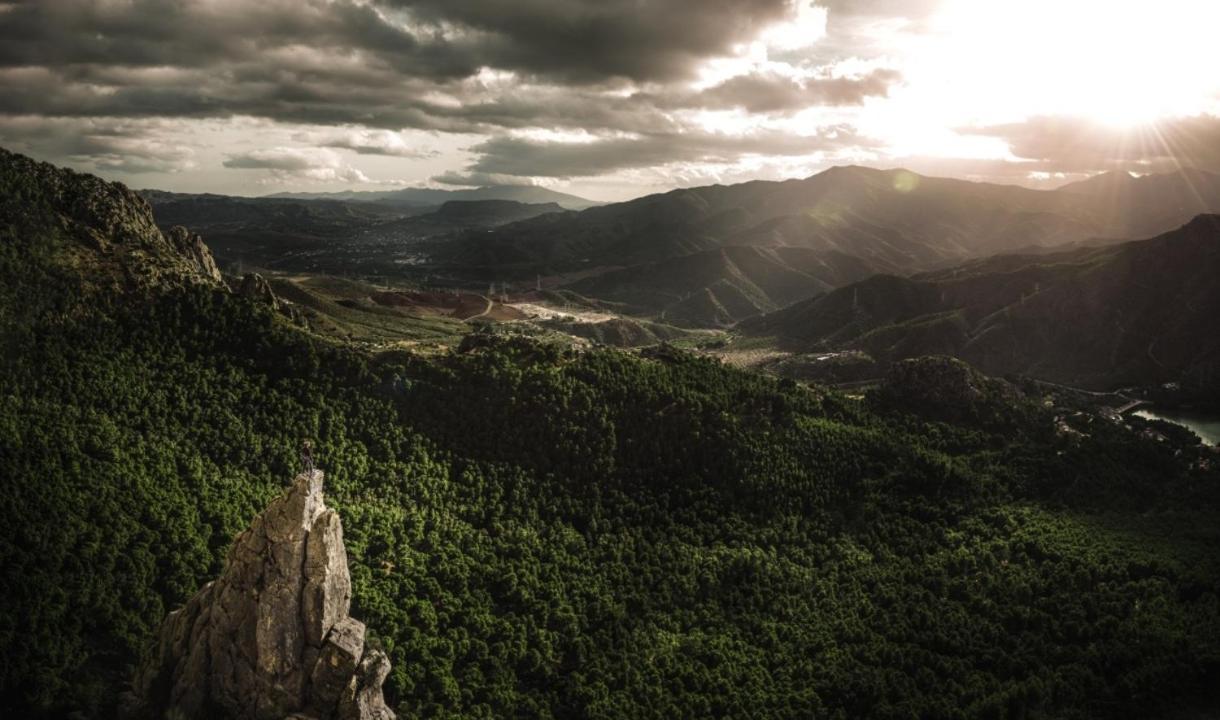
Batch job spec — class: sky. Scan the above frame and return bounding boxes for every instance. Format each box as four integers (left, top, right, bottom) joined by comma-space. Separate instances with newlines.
1, 0, 1219, 201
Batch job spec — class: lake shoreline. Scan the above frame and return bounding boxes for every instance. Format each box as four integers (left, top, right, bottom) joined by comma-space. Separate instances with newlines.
1131, 406, 1220, 446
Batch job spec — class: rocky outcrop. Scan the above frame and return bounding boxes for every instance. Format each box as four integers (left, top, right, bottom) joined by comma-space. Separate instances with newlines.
125, 471, 394, 720
0, 146, 225, 291
166, 225, 223, 283
239, 272, 280, 309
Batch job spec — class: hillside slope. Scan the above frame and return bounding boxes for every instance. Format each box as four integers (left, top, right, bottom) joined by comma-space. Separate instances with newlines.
567, 245, 887, 327
0, 148, 222, 326
744, 215, 1220, 393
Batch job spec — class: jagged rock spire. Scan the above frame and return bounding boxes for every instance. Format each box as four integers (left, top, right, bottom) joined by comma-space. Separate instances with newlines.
124, 471, 394, 720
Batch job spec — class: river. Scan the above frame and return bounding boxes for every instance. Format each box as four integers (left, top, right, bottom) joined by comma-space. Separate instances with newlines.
1132, 407, 1220, 446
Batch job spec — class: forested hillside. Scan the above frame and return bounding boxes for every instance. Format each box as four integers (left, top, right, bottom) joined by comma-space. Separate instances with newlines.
3, 149, 1220, 720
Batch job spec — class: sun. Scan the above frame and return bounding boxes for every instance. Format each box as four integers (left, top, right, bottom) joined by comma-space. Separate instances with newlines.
912, 0, 1220, 128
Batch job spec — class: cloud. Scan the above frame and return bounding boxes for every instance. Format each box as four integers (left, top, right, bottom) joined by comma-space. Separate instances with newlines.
0, 115, 197, 173
0, 0, 886, 131
662, 68, 901, 113
223, 147, 373, 183
0, 0, 810, 126
388, 0, 797, 84
301, 128, 437, 158
463, 125, 874, 178
0, 0, 929, 187
431, 171, 552, 188
963, 114, 1220, 173
10, 0, 1213, 196
814, 0, 940, 19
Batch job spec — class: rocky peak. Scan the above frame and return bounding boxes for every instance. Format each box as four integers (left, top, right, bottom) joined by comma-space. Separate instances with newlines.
125, 471, 394, 720
166, 225, 224, 283
239, 272, 280, 309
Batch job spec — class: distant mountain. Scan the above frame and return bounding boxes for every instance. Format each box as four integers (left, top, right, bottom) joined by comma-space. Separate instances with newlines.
376, 199, 567, 236
436, 165, 1220, 326
1056, 168, 1220, 239
139, 190, 405, 272
268, 184, 601, 211
436, 166, 1116, 273
140, 191, 568, 274
742, 215, 1220, 393
141, 190, 400, 235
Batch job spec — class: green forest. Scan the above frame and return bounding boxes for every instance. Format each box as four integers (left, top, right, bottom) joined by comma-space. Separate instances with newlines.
3, 276, 1219, 718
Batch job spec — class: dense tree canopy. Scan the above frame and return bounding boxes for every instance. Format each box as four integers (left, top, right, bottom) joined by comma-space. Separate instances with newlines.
1, 282, 1219, 719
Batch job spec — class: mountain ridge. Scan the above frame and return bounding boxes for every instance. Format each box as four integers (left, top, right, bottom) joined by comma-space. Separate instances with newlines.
266, 184, 600, 211
437, 164, 1220, 304
743, 214, 1220, 394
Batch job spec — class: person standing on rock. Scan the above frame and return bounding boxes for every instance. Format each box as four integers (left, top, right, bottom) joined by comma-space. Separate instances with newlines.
302, 439, 315, 475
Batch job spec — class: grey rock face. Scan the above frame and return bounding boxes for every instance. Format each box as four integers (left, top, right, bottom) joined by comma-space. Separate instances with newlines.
166, 225, 224, 283
239, 273, 280, 309
127, 471, 394, 720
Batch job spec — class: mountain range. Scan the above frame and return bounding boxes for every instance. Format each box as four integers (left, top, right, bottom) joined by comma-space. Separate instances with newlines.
438, 165, 1220, 324
267, 184, 600, 211
742, 215, 1220, 394
136, 164, 1220, 328
444, 166, 1220, 270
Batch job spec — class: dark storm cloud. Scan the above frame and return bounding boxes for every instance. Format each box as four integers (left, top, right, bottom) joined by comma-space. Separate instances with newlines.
966, 115, 1220, 173
0, 0, 474, 78
387, 0, 794, 84
0, 0, 802, 125
462, 125, 873, 178
0, 0, 794, 87
0, 0, 898, 184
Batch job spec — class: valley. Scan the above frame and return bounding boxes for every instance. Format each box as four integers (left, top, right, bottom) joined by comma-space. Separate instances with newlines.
171, 168, 1220, 408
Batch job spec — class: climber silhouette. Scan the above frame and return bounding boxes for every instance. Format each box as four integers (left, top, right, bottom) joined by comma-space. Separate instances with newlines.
301, 439, 315, 475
